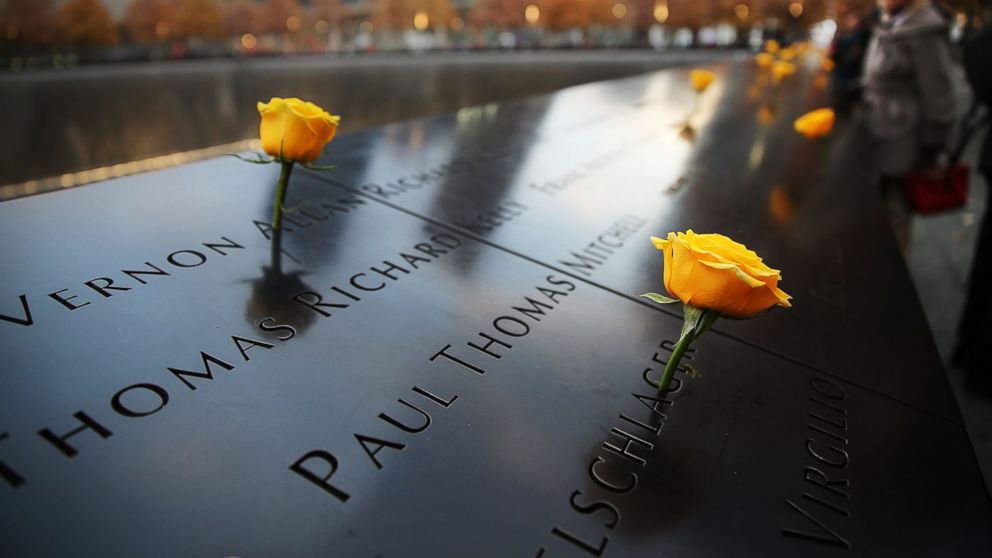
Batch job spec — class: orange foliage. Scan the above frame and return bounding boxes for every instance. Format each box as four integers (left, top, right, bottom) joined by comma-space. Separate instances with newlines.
59, 0, 119, 46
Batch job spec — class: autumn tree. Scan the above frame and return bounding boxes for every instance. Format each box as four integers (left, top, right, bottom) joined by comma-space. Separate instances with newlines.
372, 0, 415, 30
225, 0, 262, 37
311, 0, 344, 28
259, 0, 302, 35
589, 0, 620, 26
124, 0, 174, 43
1, 0, 57, 46
415, 0, 455, 28
539, 0, 591, 30
169, 0, 224, 39
59, 0, 119, 47
470, 0, 524, 29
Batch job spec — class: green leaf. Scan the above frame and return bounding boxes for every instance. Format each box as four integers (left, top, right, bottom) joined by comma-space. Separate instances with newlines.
682, 305, 720, 340
641, 292, 679, 305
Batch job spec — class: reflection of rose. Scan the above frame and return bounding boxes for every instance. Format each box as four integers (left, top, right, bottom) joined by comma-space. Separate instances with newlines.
651, 231, 791, 318
794, 108, 835, 140
757, 104, 775, 124
258, 97, 340, 162
245, 266, 317, 337
689, 69, 716, 93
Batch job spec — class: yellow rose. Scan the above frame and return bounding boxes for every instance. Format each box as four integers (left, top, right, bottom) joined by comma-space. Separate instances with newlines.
820, 57, 835, 72
771, 60, 796, 84
650, 230, 791, 318
778, 47, 796, 61
793, 108, 835, 139
257, 97, 341, 163
755, 52, 774, 69
764, 39, 780, 54
689, 69, 716, 93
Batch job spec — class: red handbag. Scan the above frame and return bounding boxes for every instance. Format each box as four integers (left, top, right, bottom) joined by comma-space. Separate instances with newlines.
903, 163, 970, 214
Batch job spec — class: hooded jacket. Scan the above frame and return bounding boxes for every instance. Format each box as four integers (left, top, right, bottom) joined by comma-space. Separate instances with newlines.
862, 2, 956, 175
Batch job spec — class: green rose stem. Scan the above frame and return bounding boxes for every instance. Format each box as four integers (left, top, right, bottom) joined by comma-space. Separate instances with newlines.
272, 159, 295, 231
654, 304, 720, 394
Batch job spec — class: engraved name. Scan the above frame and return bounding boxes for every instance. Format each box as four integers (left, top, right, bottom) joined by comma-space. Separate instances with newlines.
0, 193, 367, 328
0, 232, 460, 489
534, 339, 695, 557
558, 215, 648, 277
288, 273, 578, 503
781, 377, 852, 549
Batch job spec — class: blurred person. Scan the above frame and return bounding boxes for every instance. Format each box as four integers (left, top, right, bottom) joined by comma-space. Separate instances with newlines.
830, 10, 878, 115
861, 0, 957, 247
954, 9, 992, 389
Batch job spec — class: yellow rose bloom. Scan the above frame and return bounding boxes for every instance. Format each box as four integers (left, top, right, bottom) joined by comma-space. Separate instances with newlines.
778, 47, 796, 61
755, 52, 774, 69
764, 39, 780, 53
793, 108, 835, 139
257, 97, 341, 163
771, 60, 796, 84
651, 230, 791, 318
689, 69, 716, 93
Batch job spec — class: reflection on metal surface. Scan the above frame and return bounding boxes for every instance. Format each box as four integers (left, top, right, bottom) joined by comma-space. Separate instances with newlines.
0, 51, 729, 189
0, 139, 261, 201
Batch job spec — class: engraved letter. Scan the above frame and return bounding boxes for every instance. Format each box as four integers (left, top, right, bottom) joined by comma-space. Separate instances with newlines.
167, 351, 236, 390
111, 383, 169, 418
551, 526, 608, 556
202, 236, 245, 256
781, 499, 850, 548
588, 456, 637, 494
354, 434, 405, 469
231, 335, 275, 362
84, 277, 132, 298
569, 490, 620, 529
166, 250, 207, 268
602, 427, 654, 467
48, 289, 90, 310
0, 432, 25, 487
379, 399, 432, 434
429, 344, 486, 375
0, 294, 33, 326
292, 291, 348, 317
289, 450, 351, 502
38, 411, 112, 457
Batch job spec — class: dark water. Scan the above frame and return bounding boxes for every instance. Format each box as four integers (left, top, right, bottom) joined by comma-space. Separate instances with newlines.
0, 50, 729, 187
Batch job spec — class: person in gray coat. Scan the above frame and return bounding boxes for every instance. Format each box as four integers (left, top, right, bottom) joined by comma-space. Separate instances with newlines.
862, 0, 957, 182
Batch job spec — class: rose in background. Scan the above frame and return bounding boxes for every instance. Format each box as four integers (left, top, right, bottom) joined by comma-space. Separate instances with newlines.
772, 61, 796, 85
642, 231, 791, 393
681, 69, 717, 133
690, 69, 716, 93
794, 108, 836, 140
